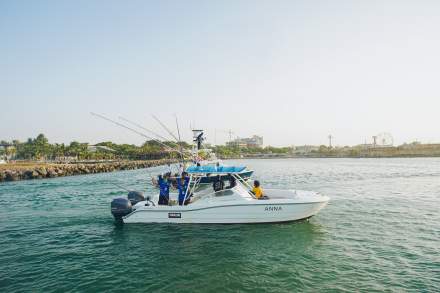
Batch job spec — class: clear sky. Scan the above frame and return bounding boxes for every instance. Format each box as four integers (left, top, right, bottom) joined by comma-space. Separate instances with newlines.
1, 0, 439, 146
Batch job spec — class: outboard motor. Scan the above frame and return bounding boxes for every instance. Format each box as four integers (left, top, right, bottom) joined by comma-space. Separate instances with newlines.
111, 197, 132, 221
127, 191, 145, 205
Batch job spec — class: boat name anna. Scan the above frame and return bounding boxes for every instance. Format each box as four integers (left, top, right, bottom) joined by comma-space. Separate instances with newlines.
265, 206, 282, 211
168, 212, 181, 218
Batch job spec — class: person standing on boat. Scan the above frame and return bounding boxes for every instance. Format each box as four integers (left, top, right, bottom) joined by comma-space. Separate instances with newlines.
213, 175, 224, 192
226, 174, 236, 189
177, 172, 190, 205
252, 180, 264, 199
158, 175, 170, 205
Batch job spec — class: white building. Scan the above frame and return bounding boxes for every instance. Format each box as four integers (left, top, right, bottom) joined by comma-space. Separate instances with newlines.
227, 135, 263, 148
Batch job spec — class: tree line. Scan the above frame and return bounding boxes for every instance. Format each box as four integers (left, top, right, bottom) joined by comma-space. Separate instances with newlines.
1, 133, 308, 162
0, 134, 189, 161
211, 145, 292, 158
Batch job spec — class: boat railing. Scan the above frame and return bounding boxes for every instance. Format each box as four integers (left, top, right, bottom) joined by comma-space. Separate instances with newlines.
231, 173, 257, 199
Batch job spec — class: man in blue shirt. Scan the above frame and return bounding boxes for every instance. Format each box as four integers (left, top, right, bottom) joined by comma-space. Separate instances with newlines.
177, 172, 190, 205
158, 175, 170, 205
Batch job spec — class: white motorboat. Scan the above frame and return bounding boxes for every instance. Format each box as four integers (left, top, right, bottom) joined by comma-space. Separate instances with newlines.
111, 166, 329, 224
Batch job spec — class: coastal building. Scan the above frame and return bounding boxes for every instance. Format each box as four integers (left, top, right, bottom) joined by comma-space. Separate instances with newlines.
227, 135, 263, 148
0, 143, 16, 161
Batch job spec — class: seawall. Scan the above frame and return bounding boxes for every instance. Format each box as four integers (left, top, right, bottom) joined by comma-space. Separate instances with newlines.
0, 159, 176, 183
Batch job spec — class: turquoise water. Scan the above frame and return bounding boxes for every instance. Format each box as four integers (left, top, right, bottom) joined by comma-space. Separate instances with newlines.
0, 158, 439, 292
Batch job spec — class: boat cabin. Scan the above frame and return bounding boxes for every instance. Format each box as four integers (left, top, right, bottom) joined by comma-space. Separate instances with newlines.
158, 165, 258, 206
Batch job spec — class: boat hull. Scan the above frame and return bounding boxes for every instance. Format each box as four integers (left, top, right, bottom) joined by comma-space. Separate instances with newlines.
122, 200, 328, 224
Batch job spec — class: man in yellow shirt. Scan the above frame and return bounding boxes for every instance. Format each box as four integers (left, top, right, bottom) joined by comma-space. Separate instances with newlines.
252, 180, 264, 199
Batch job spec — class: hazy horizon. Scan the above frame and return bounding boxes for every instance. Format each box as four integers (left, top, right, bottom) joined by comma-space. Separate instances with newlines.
1, 1, 440, 147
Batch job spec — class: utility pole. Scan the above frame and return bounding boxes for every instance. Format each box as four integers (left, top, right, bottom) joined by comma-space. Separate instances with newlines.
328, 135, 333, 148
372, 136, 377, 147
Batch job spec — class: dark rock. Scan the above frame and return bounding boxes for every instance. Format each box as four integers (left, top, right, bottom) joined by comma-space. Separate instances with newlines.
23, 170, 34, 179
5, 170, 19, 181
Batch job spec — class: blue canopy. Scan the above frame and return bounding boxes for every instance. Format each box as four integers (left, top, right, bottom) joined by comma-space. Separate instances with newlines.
186, 165, 247, 174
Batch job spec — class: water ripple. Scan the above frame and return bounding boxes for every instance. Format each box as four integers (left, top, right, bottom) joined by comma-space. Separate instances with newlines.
0, 158, 440, 292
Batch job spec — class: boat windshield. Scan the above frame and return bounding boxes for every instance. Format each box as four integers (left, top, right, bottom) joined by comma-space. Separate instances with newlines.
183, 171, 255, 204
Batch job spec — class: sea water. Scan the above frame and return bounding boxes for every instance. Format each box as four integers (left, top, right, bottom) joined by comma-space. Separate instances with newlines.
0, 158, 439, 292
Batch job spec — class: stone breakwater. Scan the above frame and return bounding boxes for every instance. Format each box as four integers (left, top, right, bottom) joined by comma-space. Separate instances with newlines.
0, 159, 176, 182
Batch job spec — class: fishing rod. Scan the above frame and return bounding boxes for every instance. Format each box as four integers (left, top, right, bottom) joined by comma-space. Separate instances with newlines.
112, 180, 157, 192
174, 114, 185, 164
118, 116, 172, 144
151, 114, 190, 163
90, 112, 185, 156
119, 116, 187, 159
151, 114, 180, 142
111, 182, 133, 192
175, 114, 182, 145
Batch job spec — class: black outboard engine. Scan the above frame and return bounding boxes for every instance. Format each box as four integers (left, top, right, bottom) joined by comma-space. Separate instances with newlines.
127, 191, 145, 205
111, 197, 132, 221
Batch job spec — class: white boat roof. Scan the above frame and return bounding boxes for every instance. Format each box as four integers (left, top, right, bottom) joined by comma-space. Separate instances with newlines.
186, 165, 246, 174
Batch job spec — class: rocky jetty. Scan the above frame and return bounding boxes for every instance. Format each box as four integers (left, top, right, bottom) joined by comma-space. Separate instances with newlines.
0, 159, 176, 183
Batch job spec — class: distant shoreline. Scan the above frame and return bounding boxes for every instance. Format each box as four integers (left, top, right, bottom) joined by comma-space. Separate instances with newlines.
221, 154, 440, 159
2, 154, 439, 183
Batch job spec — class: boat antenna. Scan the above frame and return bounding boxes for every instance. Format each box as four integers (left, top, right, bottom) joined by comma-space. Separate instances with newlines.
151, 114, 179, 142
90, 112, 184, 155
